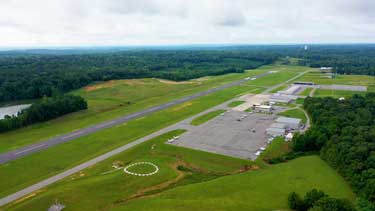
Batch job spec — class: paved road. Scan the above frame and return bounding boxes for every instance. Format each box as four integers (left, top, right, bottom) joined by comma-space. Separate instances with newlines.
0, 72, 271, 165
261, 70, 310, 94
309, 88, 317, 97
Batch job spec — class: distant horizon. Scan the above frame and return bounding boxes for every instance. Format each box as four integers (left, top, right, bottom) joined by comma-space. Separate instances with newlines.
1, 42, 375, 51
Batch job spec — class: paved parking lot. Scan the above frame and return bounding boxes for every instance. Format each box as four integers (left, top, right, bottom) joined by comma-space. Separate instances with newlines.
170, 110, 275, 160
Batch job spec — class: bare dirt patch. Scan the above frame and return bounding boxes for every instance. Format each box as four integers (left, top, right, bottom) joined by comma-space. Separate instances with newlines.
12, 189, 45, 205
172, 102, 193, 111
123, 80, 146, 86
158, 79, 194, 85
84, 80, 146, 92
84, 80, 116, 92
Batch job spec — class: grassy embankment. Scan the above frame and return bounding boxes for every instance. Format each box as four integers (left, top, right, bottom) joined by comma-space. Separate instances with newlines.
190, 110, 226, 126
3, 130, 250, 211
257, 137, 291, 163
278, 108, 307, 124
227, 101, 245, 107
111, 156, 355, 211
4, 132, 355, 211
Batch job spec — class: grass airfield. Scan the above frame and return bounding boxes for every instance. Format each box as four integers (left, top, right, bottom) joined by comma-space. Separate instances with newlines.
0, 64, 360, 210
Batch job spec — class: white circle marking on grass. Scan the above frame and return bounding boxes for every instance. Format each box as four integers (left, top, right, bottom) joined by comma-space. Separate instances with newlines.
123, 162, 159, 176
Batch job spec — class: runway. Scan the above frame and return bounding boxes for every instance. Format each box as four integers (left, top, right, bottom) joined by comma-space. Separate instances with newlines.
0, 72, 271, 164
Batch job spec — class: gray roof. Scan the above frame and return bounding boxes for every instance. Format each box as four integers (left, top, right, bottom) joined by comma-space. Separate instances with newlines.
266, 127, 285, 133
276, 117, 302, 124
270, 123, 286, 129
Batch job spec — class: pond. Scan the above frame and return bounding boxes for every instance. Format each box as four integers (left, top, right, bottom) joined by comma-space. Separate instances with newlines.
0, 104, 31, 120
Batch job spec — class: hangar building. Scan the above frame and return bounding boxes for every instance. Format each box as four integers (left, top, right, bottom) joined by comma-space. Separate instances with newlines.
275, 117, 302, 129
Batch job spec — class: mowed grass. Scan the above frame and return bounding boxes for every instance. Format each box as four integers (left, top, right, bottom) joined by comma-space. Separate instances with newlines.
257, 137, 291, 163
278, 108, 307, 124
110, 156, 355, 211
299, 87, 313, 96
0, 65, 288, 153
0, 83, 264, 198
4, 130, 250, 211
314, 89, 367, 98
126, 163, 158, 175
270, 84, 288, 93
295, 98, 305, 105
293, 70, 375, 89
190, 110, 226, 126
0, 65, 306, 199
227, 101, 245, 108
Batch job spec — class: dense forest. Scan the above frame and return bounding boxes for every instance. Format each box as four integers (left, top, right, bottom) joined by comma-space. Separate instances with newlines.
1, 45, 375, 103
0, 49, 276, 102
291, 94, 375, 208
293, 45, 375, 75
288, 189, 357, 211
0, 95, 87, 132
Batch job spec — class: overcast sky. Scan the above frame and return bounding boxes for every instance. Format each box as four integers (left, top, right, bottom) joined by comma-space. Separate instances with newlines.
0, 0, 374, 47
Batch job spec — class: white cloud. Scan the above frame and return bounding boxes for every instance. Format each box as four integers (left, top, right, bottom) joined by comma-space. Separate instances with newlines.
0, 0, 374, 47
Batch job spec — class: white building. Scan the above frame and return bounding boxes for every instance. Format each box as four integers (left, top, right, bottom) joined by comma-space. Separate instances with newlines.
285, 133, 294, 141
266, 127, 286, 137
255, 105, 272, 112
276, 117, 302, 129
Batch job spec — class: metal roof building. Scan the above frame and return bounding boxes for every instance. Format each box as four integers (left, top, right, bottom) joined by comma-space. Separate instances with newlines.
278, 85, 302, 95
270, 123, 286, 129
269, 96, 293, 104
276, 117, 302, 129
266, 127, 285, 137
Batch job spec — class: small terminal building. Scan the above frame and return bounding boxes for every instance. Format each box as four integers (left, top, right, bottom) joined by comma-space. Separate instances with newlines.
254, 105, 272, 112
275, 117, 302, 129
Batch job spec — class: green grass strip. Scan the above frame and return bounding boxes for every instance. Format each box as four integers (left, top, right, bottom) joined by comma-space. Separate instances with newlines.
190, 110, 226, 126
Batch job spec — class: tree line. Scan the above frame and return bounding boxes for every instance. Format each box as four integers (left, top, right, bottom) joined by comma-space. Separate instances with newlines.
1, 45, 375, 103
0, 95, 87, 133
291, 93, 375, 209
286, 45, 375, 75
0, 49, 276, 102
288, 189, 359, 211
